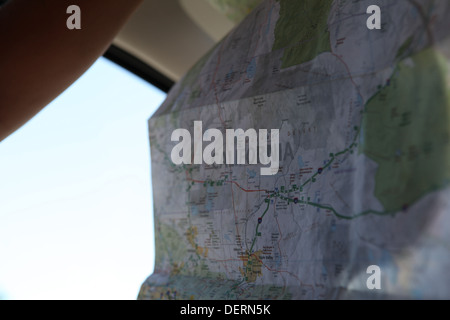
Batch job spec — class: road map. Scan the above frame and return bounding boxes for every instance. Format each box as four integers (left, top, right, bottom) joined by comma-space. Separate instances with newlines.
139, 0, 450, 299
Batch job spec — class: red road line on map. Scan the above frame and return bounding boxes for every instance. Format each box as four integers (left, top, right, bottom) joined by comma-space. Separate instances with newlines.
228, 180, 269, 194
330, 52, 364, 99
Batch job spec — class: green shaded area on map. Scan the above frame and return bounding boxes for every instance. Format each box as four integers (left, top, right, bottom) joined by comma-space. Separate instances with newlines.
272, 0, 333, 68
154, 221, 188, 268
362, 48, 450, 212
208, 0, 263, 24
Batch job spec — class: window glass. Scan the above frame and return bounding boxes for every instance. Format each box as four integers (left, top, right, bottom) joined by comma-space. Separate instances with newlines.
0, 57, 166, 300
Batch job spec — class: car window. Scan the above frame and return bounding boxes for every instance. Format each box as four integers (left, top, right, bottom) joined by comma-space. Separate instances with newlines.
0, 57, 166, 300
